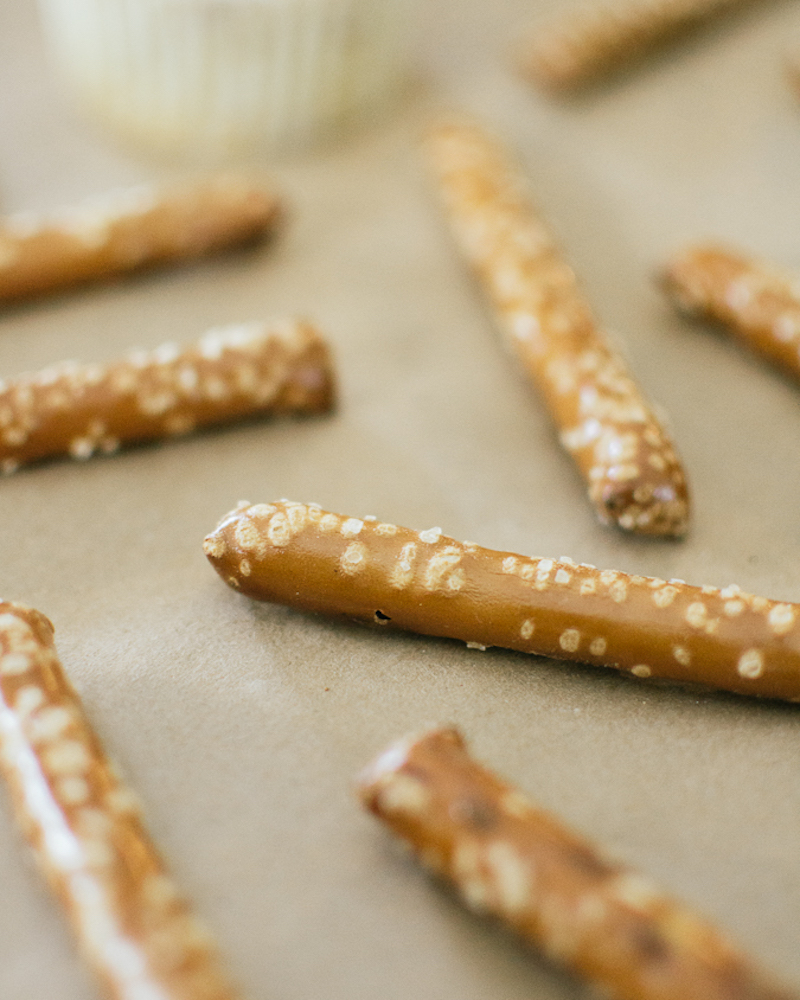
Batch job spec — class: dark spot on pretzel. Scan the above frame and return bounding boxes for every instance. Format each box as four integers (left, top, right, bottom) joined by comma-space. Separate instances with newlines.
629, 925, 670, 964
449, 796, 498, 832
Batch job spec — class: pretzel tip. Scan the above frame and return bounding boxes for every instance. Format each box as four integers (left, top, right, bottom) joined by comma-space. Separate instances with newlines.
0, 601, 56, 648
522, 40, 588, 92
600, 480, 690, 537
358, 727, 463, 812
197, 172, 283, 238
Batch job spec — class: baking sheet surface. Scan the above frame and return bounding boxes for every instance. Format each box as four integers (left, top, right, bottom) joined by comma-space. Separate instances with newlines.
1, 2, 800, 998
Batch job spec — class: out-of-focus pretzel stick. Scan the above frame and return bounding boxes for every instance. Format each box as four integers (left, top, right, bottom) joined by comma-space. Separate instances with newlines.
205, 500, 800, 701
0, 174, 280, 303
0, 319, 334, 474
522, 0, 759, 91
358, 727, 796, 1000
0, 602, 241, 1000
426, 122, 689, 536
662, 244, 800, 382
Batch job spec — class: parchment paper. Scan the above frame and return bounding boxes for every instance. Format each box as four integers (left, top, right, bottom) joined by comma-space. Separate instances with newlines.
1, 1, 799, 998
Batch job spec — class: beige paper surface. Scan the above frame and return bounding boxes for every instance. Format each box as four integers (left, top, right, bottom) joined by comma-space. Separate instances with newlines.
1, 1, 799, 998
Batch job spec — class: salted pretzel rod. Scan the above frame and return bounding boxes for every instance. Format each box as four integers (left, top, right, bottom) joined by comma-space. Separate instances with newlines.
0, 602, 241, 999
663, 244, 800, 382
522, 0, 759, 91
0, 174, 280, 303
358, 727, 796, 1000
205, 500, 800, 701
426, 122, 689, 536
0, 320, 334, 474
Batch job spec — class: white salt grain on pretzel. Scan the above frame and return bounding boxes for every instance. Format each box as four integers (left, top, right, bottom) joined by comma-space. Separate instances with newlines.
205, 500, 800, 702
358, 727, 796, 1000
0, 602, 241, 1000
0, 319, 334, 474
663, 244, 800, 382
522, 0, 759, 90
426, 122, 689, 536
0, 174, 280, 303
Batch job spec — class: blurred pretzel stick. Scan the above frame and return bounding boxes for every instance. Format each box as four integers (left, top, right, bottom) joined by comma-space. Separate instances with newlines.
0, 602, 241, 999
426, 122, 689, 536
205, 500, 800, 702
663, 244, 800, 382
0, 319, 334, 474
0, 174, 280, 304
522, 0, 764, 91
358, 727, 796, 1000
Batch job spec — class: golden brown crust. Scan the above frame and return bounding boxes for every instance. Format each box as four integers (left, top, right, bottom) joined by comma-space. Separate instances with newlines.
204, 500, 800, 702
0, 174, 280, 303
522, 0, 757, 91
663, 244, 800, 381
0, 601, 241, 1000
358, 727, 796, 1000
426, 122, 689, 536
0, 320, 335, 474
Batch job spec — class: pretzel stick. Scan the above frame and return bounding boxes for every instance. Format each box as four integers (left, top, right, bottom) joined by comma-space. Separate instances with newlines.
0, 320, 334, 474
205, 500, 800, 701
0, 174, 280, 303
426, 122, 689, 536
662, 244, 800, 382
0, 602, 241, 999
358, 727, 796, 1000
522, 0, 760, 91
